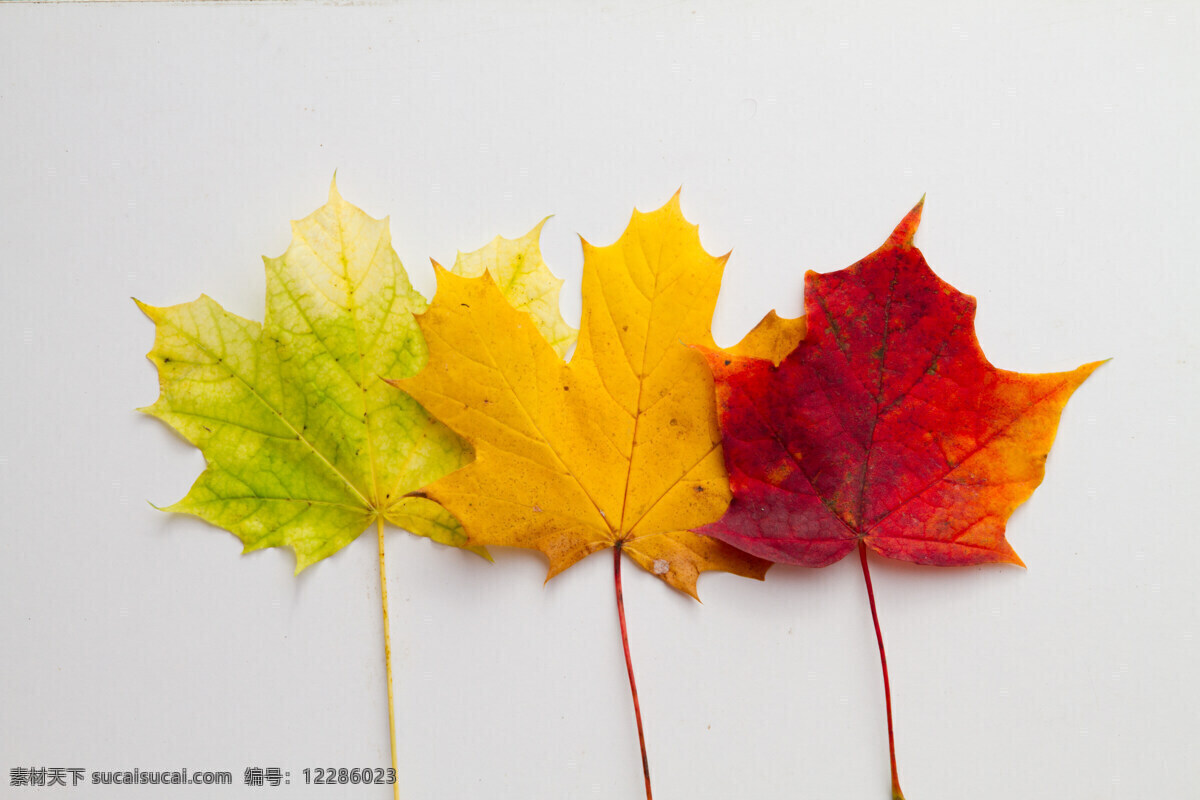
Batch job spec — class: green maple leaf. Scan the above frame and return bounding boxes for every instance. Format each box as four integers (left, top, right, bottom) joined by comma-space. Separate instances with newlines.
138, 181, 576, 569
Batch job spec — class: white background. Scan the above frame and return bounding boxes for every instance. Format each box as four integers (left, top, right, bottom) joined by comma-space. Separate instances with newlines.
2, 2, 1197, 799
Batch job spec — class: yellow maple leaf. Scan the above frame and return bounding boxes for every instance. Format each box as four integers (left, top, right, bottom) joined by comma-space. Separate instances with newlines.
394, 194, 802, 598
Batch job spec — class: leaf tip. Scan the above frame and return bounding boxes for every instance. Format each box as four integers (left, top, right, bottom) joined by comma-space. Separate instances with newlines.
1065, 358, 1109, 392
429, 259, 457, 293
992, 538, 1026, 568
889, 195, 925, 248
133, 297, 160, 321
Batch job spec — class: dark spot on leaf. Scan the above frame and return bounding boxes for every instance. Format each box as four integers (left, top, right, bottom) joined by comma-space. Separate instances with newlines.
724, 360, 731, 366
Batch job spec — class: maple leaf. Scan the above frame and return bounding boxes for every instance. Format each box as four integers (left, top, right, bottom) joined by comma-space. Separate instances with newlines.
138, 180, 576, 569
698, 198, 1101, 568
393, 194, 796, 798
694, 198, 1102, 799
395, 193, 787, 598
139, 182, 579, 799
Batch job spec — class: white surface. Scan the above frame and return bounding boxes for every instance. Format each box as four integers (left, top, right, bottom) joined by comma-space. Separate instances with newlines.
1, 2, 1197, 798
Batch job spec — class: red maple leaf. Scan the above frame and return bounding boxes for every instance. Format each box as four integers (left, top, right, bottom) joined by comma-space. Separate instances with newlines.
696, 199, 1102, 799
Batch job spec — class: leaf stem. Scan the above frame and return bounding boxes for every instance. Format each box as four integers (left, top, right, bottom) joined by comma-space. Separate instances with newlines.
858, 541, 905, 800
378, 517, 399, 800
614, 544, 653, 800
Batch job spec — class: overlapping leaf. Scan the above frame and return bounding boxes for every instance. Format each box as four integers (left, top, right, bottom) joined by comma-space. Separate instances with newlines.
448, 217, 577, 358
394, 195, 798, 597
139, 182, 576, 569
